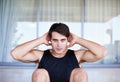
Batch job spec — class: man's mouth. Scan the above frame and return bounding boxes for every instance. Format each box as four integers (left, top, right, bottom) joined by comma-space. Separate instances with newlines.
56, 48, 62, 51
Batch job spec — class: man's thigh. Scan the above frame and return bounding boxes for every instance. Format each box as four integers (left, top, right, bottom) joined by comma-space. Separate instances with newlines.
70, 68, 88, 82
32, 69, 50, 82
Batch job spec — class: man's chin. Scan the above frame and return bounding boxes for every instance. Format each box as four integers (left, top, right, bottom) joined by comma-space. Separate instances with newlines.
56, 51, 62, 54
55, 50, 63, 54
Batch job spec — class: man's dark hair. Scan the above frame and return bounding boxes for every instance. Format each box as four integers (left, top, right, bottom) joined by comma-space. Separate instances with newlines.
48, 23, 70, 38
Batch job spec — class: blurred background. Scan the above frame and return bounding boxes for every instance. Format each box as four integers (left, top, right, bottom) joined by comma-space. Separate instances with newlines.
0, 0, 120, 82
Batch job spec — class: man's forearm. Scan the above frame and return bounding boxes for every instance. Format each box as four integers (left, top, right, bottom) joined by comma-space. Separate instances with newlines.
11, 37, 43, 59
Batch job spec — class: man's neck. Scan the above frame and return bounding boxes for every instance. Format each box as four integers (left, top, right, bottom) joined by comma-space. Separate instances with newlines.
50, 49, 68, 58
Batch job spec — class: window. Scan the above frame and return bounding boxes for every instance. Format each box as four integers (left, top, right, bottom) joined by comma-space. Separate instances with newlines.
0, 0, 120, 67
84, 0, 120, 66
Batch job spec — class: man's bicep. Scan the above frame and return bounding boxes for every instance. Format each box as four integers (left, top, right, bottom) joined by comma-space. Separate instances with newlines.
80, 50, 100, 62
19, 50, 43, 63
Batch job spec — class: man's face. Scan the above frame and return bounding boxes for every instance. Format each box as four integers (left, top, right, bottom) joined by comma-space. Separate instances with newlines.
51, 32, 68, 54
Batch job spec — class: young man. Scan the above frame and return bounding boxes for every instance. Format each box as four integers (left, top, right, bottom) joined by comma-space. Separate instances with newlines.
11, 23, 107, 82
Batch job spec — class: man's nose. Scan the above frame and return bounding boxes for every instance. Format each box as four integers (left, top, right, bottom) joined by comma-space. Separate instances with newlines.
57, 41, 61, 46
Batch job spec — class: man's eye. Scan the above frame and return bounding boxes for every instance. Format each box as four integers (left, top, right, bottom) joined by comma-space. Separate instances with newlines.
53, 39, 58, 42
61, 39, 66, 42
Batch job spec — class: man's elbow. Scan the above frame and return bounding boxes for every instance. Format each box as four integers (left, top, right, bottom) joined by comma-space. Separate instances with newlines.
98, 48, 108, 59
103, 48, 108, 57
10, 49, 20, 60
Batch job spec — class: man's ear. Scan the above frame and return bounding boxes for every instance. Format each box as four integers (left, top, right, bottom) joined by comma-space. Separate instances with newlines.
48, 36, 52, 45
47, 33, 50, 41
68, 33, 73, 42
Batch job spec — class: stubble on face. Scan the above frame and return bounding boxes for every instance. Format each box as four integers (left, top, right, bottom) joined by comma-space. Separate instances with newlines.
50, 32, 68, 56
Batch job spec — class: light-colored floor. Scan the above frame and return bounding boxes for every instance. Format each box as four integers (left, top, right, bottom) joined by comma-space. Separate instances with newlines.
0, 66, 120, 82
86, 68, 120, 82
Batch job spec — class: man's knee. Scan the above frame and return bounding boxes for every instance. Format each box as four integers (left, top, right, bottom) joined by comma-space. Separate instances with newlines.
32, 69, 49, 81
72, 68, 88, 80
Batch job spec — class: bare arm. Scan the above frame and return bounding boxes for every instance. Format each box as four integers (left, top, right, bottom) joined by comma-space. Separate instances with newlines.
68, 33, 108, 63
11, 33, 50, 62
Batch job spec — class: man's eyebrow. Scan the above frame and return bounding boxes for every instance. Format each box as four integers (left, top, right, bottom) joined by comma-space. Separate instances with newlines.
61, 39, 66, 40
52, 38, 66, 40
52, 39, 58, 40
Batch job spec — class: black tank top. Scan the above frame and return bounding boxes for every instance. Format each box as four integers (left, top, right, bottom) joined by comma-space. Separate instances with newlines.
38, 49, 80, 82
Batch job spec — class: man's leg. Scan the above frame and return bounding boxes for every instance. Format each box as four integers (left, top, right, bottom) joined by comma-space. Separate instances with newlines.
32, 69, 50, 82
70, 68, 88, 82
